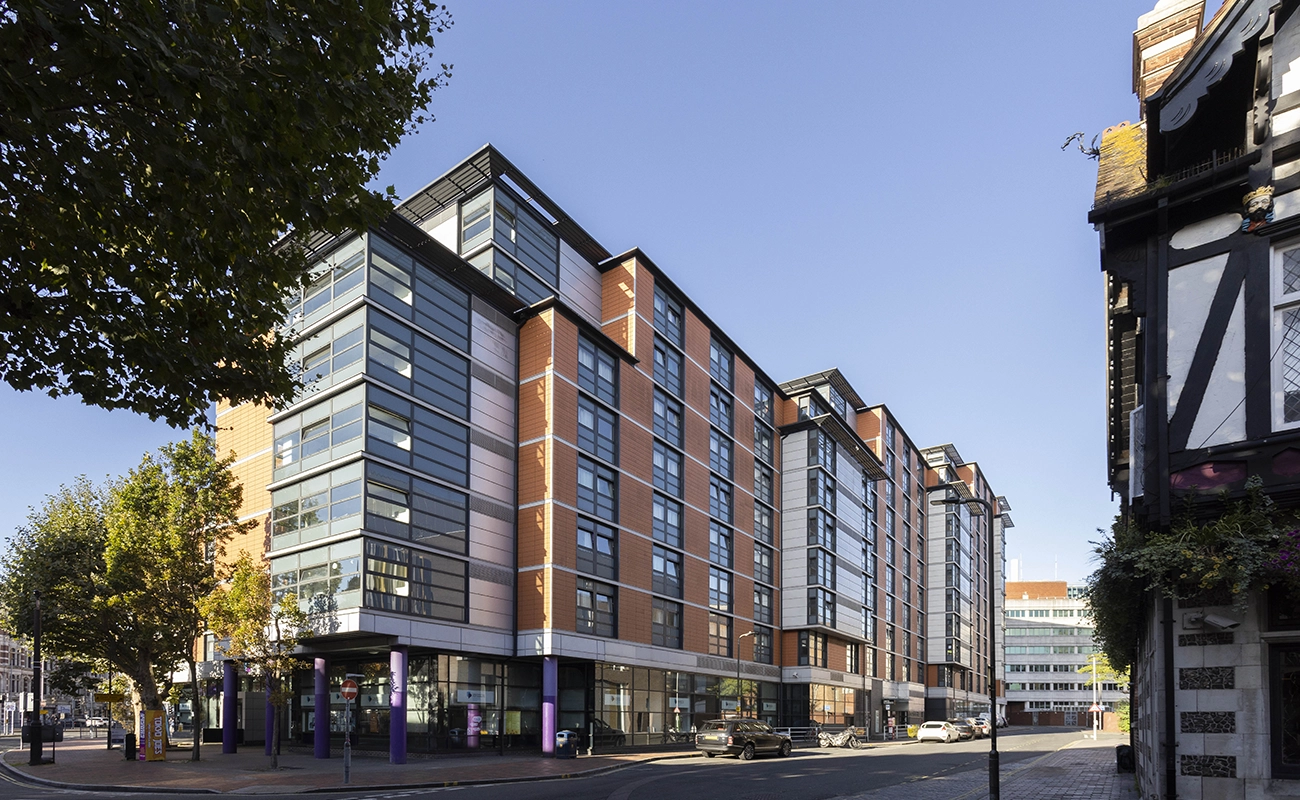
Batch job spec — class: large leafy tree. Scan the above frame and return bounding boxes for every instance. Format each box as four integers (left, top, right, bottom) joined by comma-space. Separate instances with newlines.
202, 553, 308, 770
0, 431, 252, 761
0, 0, 453, 427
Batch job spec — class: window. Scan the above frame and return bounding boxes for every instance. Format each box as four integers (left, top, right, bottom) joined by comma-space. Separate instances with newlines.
289, 238, 365, 326
271, 539, 362, 612
577, 517, 617, 580
299, 314, 364, 389
652, 493, 683, 547
754, 382, 774, 425
577, 396, 618, 463
809, 470, 836, 513
653, 390, 684, 447
272, 464, 364, 542
364, 310, 470, 417
754, 543, 774, 585
808, 588, 836, 627
798, 631, 827, 667
709, 338, 733, 389
578, 336, 618, 406
754, 586, 773, 624
754, 502, 773, 544
578, 457, 617, 521
652, 599, 682, 648
709, 522, 732, 567
367, 481, 410, 523
364, 540, 466, 621
701, 430, 731, 482
754, 421, 773, 464
459, 187, 559, 296
709, 387, 733, 434
808, 508, 836, 550
577, 578, 616, 637
653, 441, 683, 497
809, 430, 836, 473
754, 462, 773, 504
708, 568, 731, 613
753, 627, 773, 664
654, 286, 684, 348
274, 389, 365, 478
708, 613, 732, 656
808, 549, 836, 589
709, 477, 732, 523
827, 385, 847, 417
847, 643, 860, 675
653, 336, 683, 397
652, 546, 682, 598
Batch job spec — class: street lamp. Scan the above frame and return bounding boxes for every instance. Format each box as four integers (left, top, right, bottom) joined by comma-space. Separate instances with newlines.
736, 631, 755, 718
929, 482, 1004, 800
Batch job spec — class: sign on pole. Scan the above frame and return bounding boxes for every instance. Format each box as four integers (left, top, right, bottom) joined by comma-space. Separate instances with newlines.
340, 680, 359, 701
1089, 703, 1103, 713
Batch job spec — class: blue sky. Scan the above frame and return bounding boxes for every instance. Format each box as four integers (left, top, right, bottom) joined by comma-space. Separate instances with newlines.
0, 1, 1185, 583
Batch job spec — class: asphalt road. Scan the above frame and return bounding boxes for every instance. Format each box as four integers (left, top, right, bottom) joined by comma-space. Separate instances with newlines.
0, 729, 1084, 800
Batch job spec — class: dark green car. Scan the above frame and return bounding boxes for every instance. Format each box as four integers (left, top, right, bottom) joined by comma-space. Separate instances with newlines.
695, 718, 792, 760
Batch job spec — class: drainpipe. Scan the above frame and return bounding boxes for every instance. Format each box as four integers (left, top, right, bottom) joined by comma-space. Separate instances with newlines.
1163, 596, 1177, 800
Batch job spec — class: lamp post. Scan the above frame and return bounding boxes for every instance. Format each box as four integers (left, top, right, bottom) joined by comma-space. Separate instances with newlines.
1092, 653, 1100, 740
29, 591, 42, 766
736, 631, 754, 717
930, 483, 1003, 800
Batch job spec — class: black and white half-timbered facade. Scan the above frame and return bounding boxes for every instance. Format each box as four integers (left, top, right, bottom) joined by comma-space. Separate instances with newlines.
1091, 1, 1300, 797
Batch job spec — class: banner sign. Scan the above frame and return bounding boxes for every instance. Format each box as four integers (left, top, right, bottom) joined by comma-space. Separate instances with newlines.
144, 709, 166, 761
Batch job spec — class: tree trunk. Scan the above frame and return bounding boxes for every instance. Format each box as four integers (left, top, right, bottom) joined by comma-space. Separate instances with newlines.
188, 657, 202, 762
271, 699, 280, 770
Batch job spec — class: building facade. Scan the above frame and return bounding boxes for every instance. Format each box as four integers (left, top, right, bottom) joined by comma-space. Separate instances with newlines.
1002, 582, 1125, 724
215, 145, 1007, 758
1089, 1, 1300, 796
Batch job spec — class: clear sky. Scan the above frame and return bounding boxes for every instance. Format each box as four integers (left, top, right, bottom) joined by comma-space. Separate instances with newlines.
0, 1, 1189, 583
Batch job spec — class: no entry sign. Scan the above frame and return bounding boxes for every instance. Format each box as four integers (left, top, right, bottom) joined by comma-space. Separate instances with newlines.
340, 679, 359, 700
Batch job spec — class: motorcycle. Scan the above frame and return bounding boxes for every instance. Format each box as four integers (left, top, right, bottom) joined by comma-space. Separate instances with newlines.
818, 729, 862, 749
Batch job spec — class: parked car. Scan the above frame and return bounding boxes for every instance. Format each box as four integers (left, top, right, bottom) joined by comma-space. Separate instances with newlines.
592, 718, 626, 747
968, 717, 991, 738
695, 718, 792, 760
978, 712, 1008, 729
946, 718, 976, 740
915, 721, 959, 743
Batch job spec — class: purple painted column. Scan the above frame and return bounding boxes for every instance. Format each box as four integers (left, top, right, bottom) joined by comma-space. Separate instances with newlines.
314, 657, 330, 759
542, 655, 557, 756
264, 676, 275, 756
222, 661, 237, 754
389, 646, 407, 764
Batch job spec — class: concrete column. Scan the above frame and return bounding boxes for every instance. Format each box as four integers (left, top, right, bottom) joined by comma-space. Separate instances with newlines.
264, 676, 275, 756
389, 646, 408, 764
542, 656, 557, 755
222, 661, 237, 754
314, 657, 329, 759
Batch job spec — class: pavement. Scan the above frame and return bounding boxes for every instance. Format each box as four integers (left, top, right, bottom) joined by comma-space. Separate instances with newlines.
0, 731, 1138, 796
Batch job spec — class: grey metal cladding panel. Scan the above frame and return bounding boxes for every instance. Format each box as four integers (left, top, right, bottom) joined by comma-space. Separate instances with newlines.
471, 312, 516, 379
470, 428, 516, 461
471, 379, 514, 440
471, 362, 515, 398
468, 561, 514, 586
468, 509, 513, 566
472, 296, 516, 333
469, 494, 515, 523
470, 444, 514, 504
558, 241, 602, 325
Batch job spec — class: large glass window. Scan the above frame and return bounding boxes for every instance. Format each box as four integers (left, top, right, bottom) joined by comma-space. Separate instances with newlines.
653, 336, 683, 398
653, 441, 683, 498
653, 390, 683, 447
708, 568, 731, 613
459, 186, 559, 294
709, 522, 732, 568
808, 549, 836, 589
753, 627, 773, 664
652, 599, 682, 648
577, 517, 618, 580
369, 234, 471, 351
297, 311, 365, 392
654, 286, 684, 348
351, 461, 469, 552
578, 336, 618, 407
754, 585, 773, 624
709, 429, 733, 479
808, 508, 836, 550
271, 539, 362, 613
578, 396, 618, 464
364, 385, 470, 488
808, 587, 836, 627
366, 309, 470, 418
709, 338, 733, 390
754, 543, 774, 585
798, 631, 827, 667
577, 578, 616, 638
271, 462, 364, 547
709, 477, 732, 523
754, 382, 774, 426
809, 430, 836, 473
753, 422, 773, 465
651, 546, 682, 598
754, 502, 773, 545
578, 457, 617, 522
809, 470, 836, 513
708, 613, 732, 657
652, 493, 683, 547
754, 462, 773, 504
364, 539, 467, 621
289, 238, 365, 328
273, 386, 365, 480
709, 387, 732, 434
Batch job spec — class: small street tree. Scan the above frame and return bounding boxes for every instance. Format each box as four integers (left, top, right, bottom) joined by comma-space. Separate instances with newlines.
202, 554, 308, 770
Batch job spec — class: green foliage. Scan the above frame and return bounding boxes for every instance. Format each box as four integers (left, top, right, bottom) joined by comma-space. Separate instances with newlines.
1076, 655, 1129, 690
1115, 700, 1131, 734
202, 553, 308, 768
0, 0, 453, 427
1085, 478, 1297, 673
0, 431, 250, 720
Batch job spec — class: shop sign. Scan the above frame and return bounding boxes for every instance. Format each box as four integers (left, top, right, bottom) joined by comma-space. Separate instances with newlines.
668, 696, 689, 709
603, 693, 628, 707
455, 689, 495, 704
762, 702, 777, 712
721, 700, 738, 711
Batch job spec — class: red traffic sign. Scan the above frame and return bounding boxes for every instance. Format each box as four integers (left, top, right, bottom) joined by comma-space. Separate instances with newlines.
1089, 703, 1103, 712
340, 680, 359, 700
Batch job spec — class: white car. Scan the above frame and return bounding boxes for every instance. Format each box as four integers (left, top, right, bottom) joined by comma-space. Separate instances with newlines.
915, 720, 959, 743
86, 717, 108, 728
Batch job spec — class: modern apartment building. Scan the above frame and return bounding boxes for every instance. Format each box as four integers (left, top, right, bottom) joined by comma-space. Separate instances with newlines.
1002, 582, 1125, 723
920, 445, 1010, 723
213, 145, 1004, 759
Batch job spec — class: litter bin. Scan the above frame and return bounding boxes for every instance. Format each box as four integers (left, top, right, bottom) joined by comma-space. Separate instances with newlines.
1116, 744, 1135, 773
555, 730, 578, 759
124, 733, 137, 760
